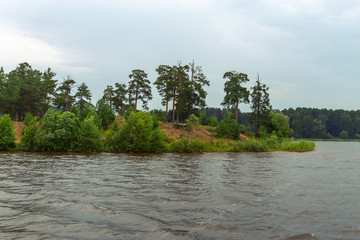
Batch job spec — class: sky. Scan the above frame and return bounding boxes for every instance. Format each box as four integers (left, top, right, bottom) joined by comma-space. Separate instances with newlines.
0, 0, 359, 112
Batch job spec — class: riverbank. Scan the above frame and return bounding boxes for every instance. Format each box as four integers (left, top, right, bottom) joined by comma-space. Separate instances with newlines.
12, 120, 315, 153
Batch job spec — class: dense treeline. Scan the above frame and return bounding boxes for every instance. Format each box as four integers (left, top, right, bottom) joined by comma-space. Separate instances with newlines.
282, 108, 360, 139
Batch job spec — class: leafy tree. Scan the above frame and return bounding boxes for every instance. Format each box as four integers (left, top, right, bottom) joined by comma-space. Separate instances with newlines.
113, 83, 128, 116
96, 99, 115, 129
7, 62, 43, 120
111, 112, 167, 152
54, 76, 76, 111
268, 111, 293, 138
221, 71, 250, 123
128, 69, 152, 113
75, 82, 92, 111
0, 114, 16, 150
76, 116, 102, 151
250, 74, 271, 138
37, 110, 80, 151
20, 114, 39, 151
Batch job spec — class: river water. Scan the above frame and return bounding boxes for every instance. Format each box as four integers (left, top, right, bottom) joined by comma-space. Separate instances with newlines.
0, 142, 359, 240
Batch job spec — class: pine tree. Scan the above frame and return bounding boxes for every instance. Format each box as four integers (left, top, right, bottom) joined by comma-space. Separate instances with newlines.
75, 82, 92, 111
250, 74, 271, 138
128, 69, 152, 113
113, 83, 128, 116
54, 76, 76, 111
221, 71, 250, 123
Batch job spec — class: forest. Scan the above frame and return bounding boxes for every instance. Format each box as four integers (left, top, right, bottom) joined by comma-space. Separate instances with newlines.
0, 62, 352, 152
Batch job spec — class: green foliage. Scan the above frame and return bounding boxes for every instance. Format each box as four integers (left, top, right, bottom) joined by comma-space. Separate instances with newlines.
113, 83, 128, 116
268, 111, 294, 138
76, 116, 102, 152
281, 139, 315, 152
54, 76, 76, 111
20, 124, 39, 151
111, 112, 167, 153
169, 136, 205, 153
76, 82, 92, 111
216, 112, 241, 140
24, 113, 37, 126
208, 116, 218, 127
186, 114, 199, 131
128, 69, 153, 112
96, 99, 115, 129
20, 113, 39, 151
37, 110, 80, 151
221, 71, 250, 122
339, 130, 349, 139
250, 74, 271, 138
233, 138, 268, 152
0, 114, 16, 150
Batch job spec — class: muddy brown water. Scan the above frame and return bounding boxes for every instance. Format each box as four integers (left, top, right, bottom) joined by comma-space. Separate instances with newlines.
0, 142, 359, 239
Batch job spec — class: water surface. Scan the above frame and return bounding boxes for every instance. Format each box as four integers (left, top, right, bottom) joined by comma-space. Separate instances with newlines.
0, 142, 359, 239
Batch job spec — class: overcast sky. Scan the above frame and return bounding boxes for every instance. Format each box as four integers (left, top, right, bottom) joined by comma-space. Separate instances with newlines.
1, 0, 359, 112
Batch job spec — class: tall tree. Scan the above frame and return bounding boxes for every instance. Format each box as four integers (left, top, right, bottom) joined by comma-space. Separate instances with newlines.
154, 65, 177, 121
41, 68, 57, 116
113, 83, 128, 116
128, 69, 152, 113
54, 76, 76, 111
250, 74, 271, 138
102, 85, 114, 109
7, 62, 43, 120
75, 82, 92, 111
173, 62, 189, 123
186, 61, 209, 115
221, 71, 250, 123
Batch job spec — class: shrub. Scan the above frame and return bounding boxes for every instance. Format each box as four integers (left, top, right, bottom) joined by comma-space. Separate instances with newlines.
169, 136, 205, 153
20, 124, 39, 151
208, 117, 218, 127
111, 112, 167, 153
186, 114, 200, 131
216, 116, 240, 140
339, 130, 348, 139
0, 114, 16, 150
37, 110, 80, 151
76, 116, 102, 152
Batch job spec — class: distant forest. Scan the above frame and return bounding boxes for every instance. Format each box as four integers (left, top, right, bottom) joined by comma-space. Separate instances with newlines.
200, 107, 360, 139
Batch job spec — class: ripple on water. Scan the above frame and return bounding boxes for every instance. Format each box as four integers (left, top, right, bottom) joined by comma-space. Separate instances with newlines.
0, 143, 360, 240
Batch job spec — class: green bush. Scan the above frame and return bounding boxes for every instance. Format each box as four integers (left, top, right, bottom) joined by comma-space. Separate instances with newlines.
169, 136, 205, 153
111, 112, 167, 153
216, 116, 240, 140
37, 110, 80, 151
20, 124, 39, 151
208, 117, 218, 127
76, 116, 102, 152
0, 114, 16, 150
96, 99, 115, 129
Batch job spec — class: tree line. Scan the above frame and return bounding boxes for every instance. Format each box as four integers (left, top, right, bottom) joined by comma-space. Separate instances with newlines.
1, 61, 357, 140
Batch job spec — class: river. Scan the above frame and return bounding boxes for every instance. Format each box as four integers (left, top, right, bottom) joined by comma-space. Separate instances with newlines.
0, 142, 359, 240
